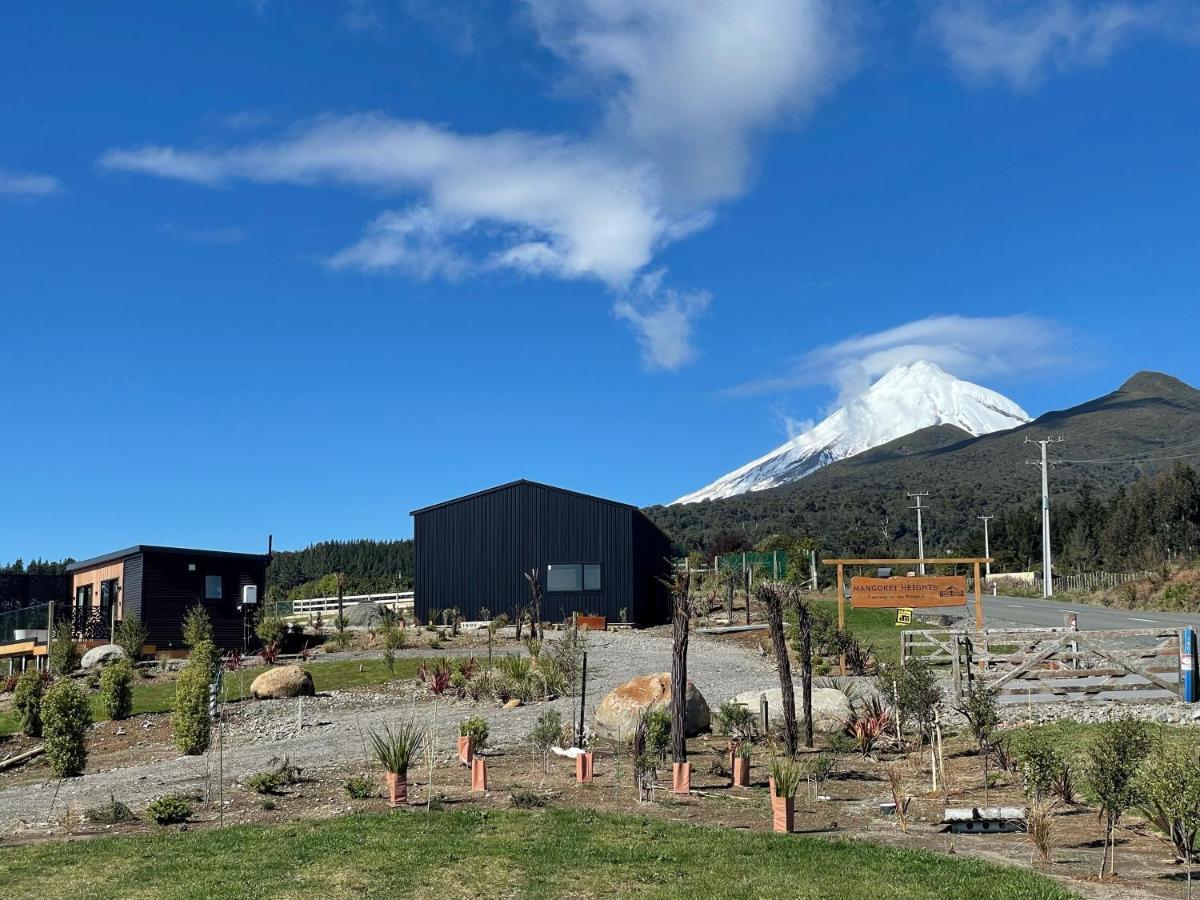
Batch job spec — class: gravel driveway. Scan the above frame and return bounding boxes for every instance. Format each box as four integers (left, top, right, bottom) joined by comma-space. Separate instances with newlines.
0, 630, 776, 831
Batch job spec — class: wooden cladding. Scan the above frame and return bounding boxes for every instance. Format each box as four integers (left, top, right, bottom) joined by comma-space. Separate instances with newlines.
71, 561, 124, 618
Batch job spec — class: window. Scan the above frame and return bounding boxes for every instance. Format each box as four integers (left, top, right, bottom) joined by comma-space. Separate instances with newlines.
205, 575, 223, 600
546, 564, 602, 592
583, 564, 602, 591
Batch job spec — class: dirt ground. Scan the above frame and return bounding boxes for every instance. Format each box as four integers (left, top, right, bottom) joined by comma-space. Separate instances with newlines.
2, 624, 1195, 899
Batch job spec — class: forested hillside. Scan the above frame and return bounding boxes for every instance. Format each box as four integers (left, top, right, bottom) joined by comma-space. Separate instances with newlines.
267, 539, 414, 603
646, 371, 1200, 571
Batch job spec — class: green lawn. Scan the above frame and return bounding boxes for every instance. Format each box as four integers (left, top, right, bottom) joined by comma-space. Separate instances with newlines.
0, 657, 428, 736
810, 598, 906, 668
0, 807, 1073, 899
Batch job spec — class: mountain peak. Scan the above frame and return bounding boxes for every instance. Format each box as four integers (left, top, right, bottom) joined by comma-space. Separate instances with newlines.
673, 361, 1030, 504
1118, 370, 1196, 397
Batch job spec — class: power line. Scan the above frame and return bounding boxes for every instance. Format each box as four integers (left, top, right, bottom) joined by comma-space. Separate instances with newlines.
907, 492, 929, 576
1026, 436, 1064, 598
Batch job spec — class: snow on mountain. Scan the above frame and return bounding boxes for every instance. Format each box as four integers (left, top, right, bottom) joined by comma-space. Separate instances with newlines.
674, 361, 1031, 504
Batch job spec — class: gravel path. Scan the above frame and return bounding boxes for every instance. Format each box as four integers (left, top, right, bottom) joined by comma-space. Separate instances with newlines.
0, 630, 776, 831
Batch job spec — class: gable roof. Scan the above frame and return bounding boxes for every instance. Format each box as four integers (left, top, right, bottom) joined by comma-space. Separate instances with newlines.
410, 479, 640, 516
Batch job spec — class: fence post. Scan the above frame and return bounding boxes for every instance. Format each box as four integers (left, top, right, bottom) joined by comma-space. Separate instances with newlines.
1180, 627, 1196, 703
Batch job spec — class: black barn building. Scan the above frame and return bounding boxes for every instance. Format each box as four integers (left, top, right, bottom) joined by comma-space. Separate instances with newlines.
412, 480, 675, 626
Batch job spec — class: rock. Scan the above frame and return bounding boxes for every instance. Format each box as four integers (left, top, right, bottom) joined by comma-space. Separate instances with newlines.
729, 687, 852, 733
81, 644, 127, 669
593, 673, 710, 741
250, 665, 315, 700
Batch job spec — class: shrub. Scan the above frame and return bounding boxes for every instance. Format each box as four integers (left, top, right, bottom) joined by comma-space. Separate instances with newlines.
769, 757, 803, 798
957, 683, 1000, 754
417, 657, 453, 695
368, 719, 425, 775
147, 794, 192, 825
1025, 797, 1060, 865
100, 658, 134, 720
42, 679, 92, 777
642, 707, 671, 761
528, 709, 563, 772
876, 658, 942, 742
844, 695, 892, 758
182, 604, 213, 650
113, 615, 149, 661
345, 775, 377, 799
459, 715, 489, 750
13, 668, 46, 737
1136, 741, 1200, 863
510, 789, 547, 808
189, 637, 222, 677
48, 618, 78, 676
1086, 716, 1153, 878
172, 652, 212, 755
255, 612, 287, 649
714, 701, 756, 741
84, 795, 135, 825
246, 771, 283, 795
1016, 729, 1069, 802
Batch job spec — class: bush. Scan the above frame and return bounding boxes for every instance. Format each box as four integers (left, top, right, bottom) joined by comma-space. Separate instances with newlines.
368, 719, 425, 775
182, 604, 213, 650
876, 658, 942, 741
147, 794, 192, 825
1136, 742, 1200, 862
84, 795, 135, 825
459, 715, 490, 750
714, 701, 756, 741
246, 771, 283, 795
42, 679, 92, 777
48, 619, 78, 676
1087, 716, 1153, 878
172, 653, 212, 755
13, 668, 46, 738
100, 658, 134, 721
255, 612, 287, 649
529, 709, 563, 771
1016, 729, 1069, 802
344, 775, 377, 799
642, 707, 671, 761
113, 615, 148, 661
189, 638, 222, 678
509, 790, 547, 808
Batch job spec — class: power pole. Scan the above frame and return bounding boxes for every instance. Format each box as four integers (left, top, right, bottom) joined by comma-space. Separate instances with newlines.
977, 516, 993, 579
1025, 437, 1064, 598
907, 492, 930, 575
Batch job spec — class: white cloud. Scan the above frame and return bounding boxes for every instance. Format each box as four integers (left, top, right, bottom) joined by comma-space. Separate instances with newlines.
0, 168, 61, 197
100, 1, 858, 368
726, 314, 1074, 402
613, 270, 711, 371
929, 0, 1198, 90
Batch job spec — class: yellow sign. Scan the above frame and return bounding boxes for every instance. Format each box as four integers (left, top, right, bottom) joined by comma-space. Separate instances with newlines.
850, 575, 968, 608
895, 608, 913, 626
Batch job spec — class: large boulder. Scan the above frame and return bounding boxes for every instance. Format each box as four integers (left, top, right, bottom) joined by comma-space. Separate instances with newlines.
250, 664, 315, 700
729, 687, 852, 733
594, 673, 710, 741
81, 644, 127, 670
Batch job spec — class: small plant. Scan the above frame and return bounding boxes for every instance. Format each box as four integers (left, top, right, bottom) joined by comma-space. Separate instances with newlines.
529, 708, 563, 773
368, 719, 425, 775
172, 646, 213, 755
643, 707, 672, 762
147, 794, 192, 825
801, 751, 836, 797
715, 701, 757, 741
84, 795, 135, 825
844, 695, 891, 758
1025, 798, 1060, 865
417, 657, 453, 695
113, 615, 148, 661
48, 618, 79, 676
1136, 741, 1200, 868
459, 715, 489, 750
100, 658, 135, 720
510, 789, 547, 808
884, 762, 914, 832
13, 668, 46, 737
345, 775, 377, 799
1016, 729, 1069, 802
769, 757, 803, 798
255, 612, 287, 649
957, 682, 1000, 800
182, 604, 214, 649
259, 643, 281, 666
246, 771, 283, 794
498, 653, 532, 682
42, 679, 92, 777
876, 658, 942, 743
260, 798, 277, 811
1086, 715, 1153, 879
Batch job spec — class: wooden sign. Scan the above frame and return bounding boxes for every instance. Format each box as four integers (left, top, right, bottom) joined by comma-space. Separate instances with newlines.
851, 576, 967, 608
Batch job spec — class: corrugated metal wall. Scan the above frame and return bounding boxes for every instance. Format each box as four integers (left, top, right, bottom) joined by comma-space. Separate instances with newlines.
139, 550, 266, 650
414, 482, 673, 625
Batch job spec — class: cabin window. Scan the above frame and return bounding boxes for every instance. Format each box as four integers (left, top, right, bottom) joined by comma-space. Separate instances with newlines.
205, 575, 223, 600
547, 564, 601, 592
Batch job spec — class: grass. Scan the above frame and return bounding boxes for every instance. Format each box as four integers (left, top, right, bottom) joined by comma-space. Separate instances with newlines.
0, 807, 1074, 899
0, 657, 428, 736
810, 598, 905, 669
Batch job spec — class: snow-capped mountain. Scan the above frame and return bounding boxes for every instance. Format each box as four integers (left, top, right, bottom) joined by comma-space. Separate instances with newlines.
674, 361, 1031, 504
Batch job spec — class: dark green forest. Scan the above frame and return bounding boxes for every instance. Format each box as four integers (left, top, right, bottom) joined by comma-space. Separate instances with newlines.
266, 539, 414, 602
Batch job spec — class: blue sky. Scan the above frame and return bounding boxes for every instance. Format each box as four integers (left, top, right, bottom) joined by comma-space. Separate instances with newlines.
3, 1, 1199, 560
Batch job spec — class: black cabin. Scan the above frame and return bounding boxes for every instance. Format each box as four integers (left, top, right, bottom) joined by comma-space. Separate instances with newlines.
411, 480, 674, 626
66, 545, 270, 652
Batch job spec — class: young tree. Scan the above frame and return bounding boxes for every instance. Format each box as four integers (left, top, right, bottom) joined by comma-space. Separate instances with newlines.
957, 682, 999, 800
48, 617, 78, 676
1087, 716, 1153, 879
42, 679, 92, 777
795, 594, 814, 749
523, 569, 544, 641
113, 613, 148, 661
758, 582, 797, 758
670, 569, 691, 767
13, 668, 45, 737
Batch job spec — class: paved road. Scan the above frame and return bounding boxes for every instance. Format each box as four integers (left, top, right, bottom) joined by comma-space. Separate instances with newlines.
940, 593, 1200, 631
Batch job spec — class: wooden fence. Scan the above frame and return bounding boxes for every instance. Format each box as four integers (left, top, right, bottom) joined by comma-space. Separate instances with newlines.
903, 626, 1185, 704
